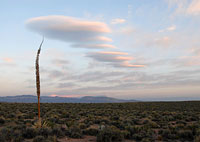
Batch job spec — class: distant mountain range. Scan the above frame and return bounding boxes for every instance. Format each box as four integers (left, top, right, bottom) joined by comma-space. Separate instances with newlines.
0, 95, 138, 103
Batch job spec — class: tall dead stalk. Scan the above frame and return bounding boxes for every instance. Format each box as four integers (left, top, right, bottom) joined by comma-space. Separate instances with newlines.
35, 38, 44, 126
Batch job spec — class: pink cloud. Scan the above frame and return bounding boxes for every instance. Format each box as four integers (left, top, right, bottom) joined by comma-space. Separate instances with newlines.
115, 56, 133, 61
111, 18, 126, 24
166, 0, 200, 16
2, 58, 14, 63
187, 0, 200, 15
121, 61, 145, 68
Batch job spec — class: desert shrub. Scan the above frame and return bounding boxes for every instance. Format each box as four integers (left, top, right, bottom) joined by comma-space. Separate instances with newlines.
0, 117, 5, 124
195, 136, 200, 142
121, 130, 131, 139
0, 135, 5, 142
23, 127, 37, 138
38, 127, 51, 138
0, 127, 13, 141
12, 130, 24, 142
52, 127, 64, 138
125, 125, 142, 137
83, 128, 99, 136
178, 130, 193, 140
47, 135, 58, 142
97, 127, 124, 142
161, 129, 171, 139
148, 121, 159, 128
132, 133, 144, 141
141, 138, 151, 142
33, 136, 45, 142
111, 121, 124, 129
7, 113, 15, 118
132, 118, 140, 125
79, 123, 87, 129
68, 126, 83, 138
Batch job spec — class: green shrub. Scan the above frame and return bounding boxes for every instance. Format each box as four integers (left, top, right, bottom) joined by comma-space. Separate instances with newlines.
0, 117, 5, 124
0, 135, 5, 142
52, 127, 64, 138
12, 130, 24, 142
178, 130, 193, 140
23, 127, 37, 139
33, 136, 45, 142
0, 127, 12, 141
38, 127, 51, 138
195, 136, 200, 142
79, 123, 87, 129
97, 127, 123, 142
83, 128, 99, 136
68, 126, 83, 138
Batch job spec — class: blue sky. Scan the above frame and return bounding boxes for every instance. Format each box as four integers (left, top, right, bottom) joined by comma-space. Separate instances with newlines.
0, 0, 200, 100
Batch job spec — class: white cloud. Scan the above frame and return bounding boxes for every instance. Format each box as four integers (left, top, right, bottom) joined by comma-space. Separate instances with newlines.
159, 25, 176, 33
167, 25, 176, 31
111, 18, 126, 24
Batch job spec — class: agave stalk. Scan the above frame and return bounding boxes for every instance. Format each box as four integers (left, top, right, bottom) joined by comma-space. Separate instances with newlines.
35, 38, 44, 126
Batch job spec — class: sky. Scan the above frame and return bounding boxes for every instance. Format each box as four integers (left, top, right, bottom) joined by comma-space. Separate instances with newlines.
0, 0, 200, 100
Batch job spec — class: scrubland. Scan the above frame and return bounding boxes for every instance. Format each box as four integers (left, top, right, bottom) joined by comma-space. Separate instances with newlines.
0, 102, 200, 142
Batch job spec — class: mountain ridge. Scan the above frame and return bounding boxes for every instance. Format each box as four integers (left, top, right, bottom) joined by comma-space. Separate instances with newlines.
0, 95, 138, 103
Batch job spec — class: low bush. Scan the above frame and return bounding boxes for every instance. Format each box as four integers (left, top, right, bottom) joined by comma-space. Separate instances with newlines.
38, 127, 51, 138
23, 127, 37, 139
68, 126, 83, 138
83, 128, 99, 136
52, 127, 64, 138
0, 117, 5, 124
33, 136, 45, 142
97, 127, 124, 142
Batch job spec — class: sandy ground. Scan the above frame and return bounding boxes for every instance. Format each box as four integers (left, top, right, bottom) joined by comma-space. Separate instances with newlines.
58, 136, 96, 142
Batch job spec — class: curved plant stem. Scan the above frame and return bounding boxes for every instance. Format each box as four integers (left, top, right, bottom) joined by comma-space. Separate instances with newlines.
35, 37, 44, 126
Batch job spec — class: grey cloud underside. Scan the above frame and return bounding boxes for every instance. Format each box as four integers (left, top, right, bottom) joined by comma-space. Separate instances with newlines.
86, 53, 126, 62
32, 28, 103, 43
86, 52, 144, 68
71, 44, 115, 49
57, 82, 76, 88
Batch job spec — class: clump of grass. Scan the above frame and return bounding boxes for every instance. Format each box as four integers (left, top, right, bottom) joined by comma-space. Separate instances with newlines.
35, 38, 44, 127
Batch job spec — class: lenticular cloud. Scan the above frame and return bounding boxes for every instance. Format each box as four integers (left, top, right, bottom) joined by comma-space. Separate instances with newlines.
26, 15, 113, 48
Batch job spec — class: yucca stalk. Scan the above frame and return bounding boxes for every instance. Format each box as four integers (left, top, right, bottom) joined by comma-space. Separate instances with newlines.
35, 38, 44, 127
